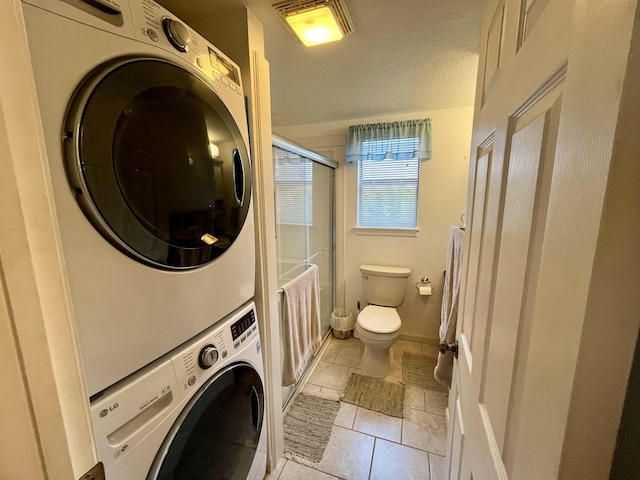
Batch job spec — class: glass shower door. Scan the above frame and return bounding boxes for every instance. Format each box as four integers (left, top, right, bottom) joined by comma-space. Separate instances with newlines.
273, 139, 336, 407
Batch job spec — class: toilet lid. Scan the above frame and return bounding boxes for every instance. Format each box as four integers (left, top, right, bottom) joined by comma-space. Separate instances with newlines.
358, 306, 401, 334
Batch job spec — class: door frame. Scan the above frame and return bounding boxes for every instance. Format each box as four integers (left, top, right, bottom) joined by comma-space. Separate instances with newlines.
0, 0, 96, 478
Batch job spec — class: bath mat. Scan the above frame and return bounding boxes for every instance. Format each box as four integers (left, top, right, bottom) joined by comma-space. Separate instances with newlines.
402, 352, 446, 391
283, 393, 340, 464
340, 373, 405, 418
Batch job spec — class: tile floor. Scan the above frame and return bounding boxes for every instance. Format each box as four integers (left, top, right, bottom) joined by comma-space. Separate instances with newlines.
266, 336, 449, 480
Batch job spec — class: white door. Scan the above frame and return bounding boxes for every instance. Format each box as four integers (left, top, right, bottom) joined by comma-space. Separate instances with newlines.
446, 0, 640, 478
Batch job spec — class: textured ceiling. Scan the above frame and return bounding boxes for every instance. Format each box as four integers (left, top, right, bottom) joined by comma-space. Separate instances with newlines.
159, 0, 483, 127
248, 0, 482, 127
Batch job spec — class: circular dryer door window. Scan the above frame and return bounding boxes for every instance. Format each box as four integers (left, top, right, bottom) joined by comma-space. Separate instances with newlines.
65, 58, 251, 269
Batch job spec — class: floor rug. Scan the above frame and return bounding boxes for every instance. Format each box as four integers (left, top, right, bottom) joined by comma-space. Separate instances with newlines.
340, 373, 405, 418
402, 352, 446, 391
283, 393, 340, 464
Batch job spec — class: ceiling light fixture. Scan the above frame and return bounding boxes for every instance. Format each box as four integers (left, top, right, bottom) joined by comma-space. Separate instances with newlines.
273, 0, 355, 47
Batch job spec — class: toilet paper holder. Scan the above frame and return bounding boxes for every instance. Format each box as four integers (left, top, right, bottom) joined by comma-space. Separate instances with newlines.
415, 277, 432, 292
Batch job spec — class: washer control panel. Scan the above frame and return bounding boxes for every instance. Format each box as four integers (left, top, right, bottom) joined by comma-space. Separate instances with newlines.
172, 307, 258, 393
89, 302, 260, 472
231, 308, 258, 350
198, 343, 218, 369
90, 359, 178, 470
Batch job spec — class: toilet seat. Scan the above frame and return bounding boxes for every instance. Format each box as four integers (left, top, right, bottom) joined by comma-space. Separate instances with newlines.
357, 305, 401, 334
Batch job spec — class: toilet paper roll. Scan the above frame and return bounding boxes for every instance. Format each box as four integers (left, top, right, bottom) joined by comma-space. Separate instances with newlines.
419, 285, 432, 296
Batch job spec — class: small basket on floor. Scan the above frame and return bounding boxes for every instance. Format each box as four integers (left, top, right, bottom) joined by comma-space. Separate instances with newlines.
331, 308, 354, 339
332, 328, 352, 339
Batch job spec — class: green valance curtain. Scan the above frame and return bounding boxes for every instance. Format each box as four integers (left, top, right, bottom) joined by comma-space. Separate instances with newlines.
345, 119, 432, 163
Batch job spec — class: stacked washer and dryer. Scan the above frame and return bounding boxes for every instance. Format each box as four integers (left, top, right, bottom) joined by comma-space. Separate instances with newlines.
21, 0, 266, 478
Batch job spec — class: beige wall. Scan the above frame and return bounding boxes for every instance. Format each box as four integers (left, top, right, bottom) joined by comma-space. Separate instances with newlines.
276, 105, 473, 343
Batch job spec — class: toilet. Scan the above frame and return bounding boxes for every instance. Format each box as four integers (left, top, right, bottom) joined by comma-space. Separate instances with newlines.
356, 264, 411, 378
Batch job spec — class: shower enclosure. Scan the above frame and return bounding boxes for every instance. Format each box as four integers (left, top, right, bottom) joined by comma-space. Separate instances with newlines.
272, 134, 337, 407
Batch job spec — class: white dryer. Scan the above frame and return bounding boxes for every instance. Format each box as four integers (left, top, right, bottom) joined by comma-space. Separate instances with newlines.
21, 0, 255, 396
91, 301, 266, 480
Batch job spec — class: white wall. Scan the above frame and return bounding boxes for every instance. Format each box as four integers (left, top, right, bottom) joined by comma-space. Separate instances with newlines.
276, 106, 473, 343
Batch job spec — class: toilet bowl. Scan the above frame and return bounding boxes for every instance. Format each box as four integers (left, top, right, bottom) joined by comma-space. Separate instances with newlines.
356, 305, 401, 377
357, 264, 410, 378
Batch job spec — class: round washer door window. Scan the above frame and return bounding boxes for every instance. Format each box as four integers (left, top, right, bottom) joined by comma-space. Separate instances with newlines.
148, 363, 264, 480
65, 58, 251, 269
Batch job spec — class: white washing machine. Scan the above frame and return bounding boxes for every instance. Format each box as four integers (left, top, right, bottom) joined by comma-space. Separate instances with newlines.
21, 0, 256, 396
91, 301, 266, 480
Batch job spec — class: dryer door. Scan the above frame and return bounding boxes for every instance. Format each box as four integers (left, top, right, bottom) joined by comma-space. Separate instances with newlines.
65, 58, 252, 269
148, 363, 264, 480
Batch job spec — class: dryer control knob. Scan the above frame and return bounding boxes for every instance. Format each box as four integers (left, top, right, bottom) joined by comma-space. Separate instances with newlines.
162, 18, 190, 52
198, 344, 218, 369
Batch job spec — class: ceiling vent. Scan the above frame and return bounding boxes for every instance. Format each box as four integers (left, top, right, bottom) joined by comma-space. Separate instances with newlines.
273, 0, 355, 46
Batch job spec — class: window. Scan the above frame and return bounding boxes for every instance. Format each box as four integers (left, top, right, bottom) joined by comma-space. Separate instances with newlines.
346, 119, 432, 231
273, 146, 312, 226
357, 138, 421, 228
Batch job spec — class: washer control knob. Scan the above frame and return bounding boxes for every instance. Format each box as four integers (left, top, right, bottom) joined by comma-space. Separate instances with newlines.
162, 18, 190, 52
198, 344, 218, 369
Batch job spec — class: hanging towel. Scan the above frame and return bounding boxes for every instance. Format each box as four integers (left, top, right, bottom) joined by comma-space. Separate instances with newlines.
281, 264, 322, 387
434, 226, 465, 388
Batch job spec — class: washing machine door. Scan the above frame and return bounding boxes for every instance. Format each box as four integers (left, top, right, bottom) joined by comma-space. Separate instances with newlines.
65, 58, 252, 269
148, 363, 264, 480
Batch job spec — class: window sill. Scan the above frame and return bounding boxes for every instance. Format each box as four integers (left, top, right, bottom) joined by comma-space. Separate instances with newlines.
354, 227, 419, 237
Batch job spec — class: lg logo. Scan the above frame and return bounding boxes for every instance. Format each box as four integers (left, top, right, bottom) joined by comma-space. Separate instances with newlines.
99, 402, 119, 418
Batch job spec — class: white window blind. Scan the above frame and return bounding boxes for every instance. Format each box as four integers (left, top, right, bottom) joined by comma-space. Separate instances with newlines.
273, 147, 313, 226
357, 137, 420, 228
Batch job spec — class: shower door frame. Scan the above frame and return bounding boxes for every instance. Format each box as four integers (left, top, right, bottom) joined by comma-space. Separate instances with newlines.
273, 134, 337, 315
272, 134, 338, 408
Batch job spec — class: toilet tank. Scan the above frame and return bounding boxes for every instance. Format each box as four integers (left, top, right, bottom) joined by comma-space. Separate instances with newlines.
360, 264, 411, 307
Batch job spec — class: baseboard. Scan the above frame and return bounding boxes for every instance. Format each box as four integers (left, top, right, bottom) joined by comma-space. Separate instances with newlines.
399, 333, 439, 346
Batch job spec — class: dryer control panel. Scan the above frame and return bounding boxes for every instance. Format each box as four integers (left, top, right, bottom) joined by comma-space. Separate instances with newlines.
22, 0, 245, 108
130, 0, 245, 106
